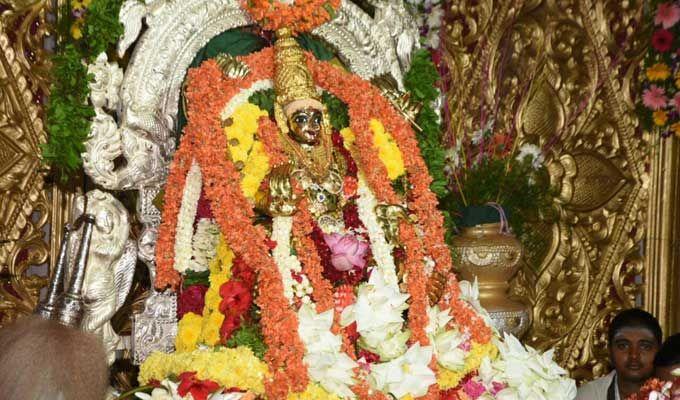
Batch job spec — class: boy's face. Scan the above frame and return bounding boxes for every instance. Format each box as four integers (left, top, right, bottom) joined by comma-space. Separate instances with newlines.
609, 327, 660, 383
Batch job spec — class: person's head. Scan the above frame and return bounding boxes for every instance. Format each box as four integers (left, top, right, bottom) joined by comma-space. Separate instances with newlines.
655, 333, 680, 381
608, 308, 662, 384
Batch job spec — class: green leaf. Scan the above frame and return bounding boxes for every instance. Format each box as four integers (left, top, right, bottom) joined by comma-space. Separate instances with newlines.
225, 322, 267, 360
297, 33, 335, 61
182, 270, 211, 287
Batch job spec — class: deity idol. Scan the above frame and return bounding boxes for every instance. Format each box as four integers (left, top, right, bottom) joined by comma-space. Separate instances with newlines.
140, 27, 575, 400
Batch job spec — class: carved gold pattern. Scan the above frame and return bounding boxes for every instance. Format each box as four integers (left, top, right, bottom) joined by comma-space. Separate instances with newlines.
443, 0, 649, 380
0, 1, 54, 327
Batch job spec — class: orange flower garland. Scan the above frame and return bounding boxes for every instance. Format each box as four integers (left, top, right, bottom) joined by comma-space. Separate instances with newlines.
258, 116, 289, 167
242, 0, 341, 34
182, 57, 308, 399
155, 133, 196, 290
399, 220, 430, 347
291, 197, 334, 313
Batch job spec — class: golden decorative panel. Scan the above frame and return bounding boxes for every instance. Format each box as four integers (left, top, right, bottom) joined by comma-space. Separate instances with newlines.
443, 0, 649, 380
0, 0, 53, 327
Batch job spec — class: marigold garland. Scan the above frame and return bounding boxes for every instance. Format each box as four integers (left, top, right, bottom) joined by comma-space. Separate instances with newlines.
242, 0, 341, 34
291, 198, 335, 313
183, 56, 308, 398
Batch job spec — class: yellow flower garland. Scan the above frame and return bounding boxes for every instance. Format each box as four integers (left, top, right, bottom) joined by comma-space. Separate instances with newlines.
437, 341, 499, 389
224, 102, 271, 200
175, 312, 202, 352
174, 235, 235, 350
340, 119, 406, 180
139, 347, 268, 394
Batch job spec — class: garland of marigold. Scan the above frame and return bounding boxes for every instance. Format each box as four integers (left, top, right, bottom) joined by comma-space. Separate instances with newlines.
291, 198, 335, 313
182, 57, 308, 399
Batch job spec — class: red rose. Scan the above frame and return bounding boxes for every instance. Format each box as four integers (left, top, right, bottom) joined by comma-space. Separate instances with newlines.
652, 29, 674, 52
177, 371, 221, 400
219, 280, 252, 316
177, 284, 208, 319
220, 314, 241, 341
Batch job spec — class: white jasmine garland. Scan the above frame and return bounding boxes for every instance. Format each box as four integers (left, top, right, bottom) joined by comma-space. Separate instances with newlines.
188, 218, 221, 272
297, 304, 358, 398
173, 160, 202, 274
355, 176, 399, 285
271, 216, 313, 304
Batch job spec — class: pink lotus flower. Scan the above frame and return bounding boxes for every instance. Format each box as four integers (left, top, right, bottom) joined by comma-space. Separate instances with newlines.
323, 232, 369, 271
656, 3, 680, 29
643, 85, 669, 110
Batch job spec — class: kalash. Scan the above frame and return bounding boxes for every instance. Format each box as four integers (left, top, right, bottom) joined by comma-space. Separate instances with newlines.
138, 25, 576, 400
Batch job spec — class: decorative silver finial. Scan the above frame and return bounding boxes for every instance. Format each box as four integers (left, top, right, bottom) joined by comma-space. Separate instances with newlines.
56, 214, 96, 328
35, 224, 74, 320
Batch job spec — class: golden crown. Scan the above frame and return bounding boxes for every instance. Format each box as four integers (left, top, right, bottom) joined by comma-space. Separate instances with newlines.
274, 27, 322, 112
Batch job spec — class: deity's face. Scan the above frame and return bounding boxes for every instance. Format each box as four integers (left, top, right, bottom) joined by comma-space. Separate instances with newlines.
287, 107, 323, 146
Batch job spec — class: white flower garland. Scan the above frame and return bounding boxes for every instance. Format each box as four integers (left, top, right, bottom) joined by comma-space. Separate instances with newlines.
220, 79, 273, 120
173, 159, 202, 274
271, 216, 313, 304
355, 176, 399, 286
188, 218, 221, 272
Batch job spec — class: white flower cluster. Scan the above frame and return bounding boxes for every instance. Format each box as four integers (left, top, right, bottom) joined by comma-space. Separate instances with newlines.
188, 218, 221, 272
271, 216, 313, 303
478, 334, 577, 400
515, 143, 545, 171
297, 304, 358, 398
173, 160, 202, 274
370, 343, 436, 399
426, 305, 467, 371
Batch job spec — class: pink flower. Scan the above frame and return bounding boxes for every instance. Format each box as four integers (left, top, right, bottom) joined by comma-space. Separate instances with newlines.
491, 382, 508, 395
323, 232, 369, 271
652, 29, 674, 52
462, 378, 487, 399
656, 3, 680, 29
643, 85, 669, 110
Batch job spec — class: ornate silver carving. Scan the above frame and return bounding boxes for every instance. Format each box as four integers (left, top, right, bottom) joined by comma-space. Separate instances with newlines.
132, 291, 178, 364
489, 309, 531, 338
68, 190, 138, 365
88, 52, 124, 111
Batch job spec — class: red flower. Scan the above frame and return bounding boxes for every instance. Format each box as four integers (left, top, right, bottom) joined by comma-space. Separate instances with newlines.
357, 348, 380, 363
220, 314, 242, 341
232, 256, 256, 288
344, 321, 360, 343
177, 284, 208, 319
177, 372, 221, 400
652, 29, 674, 52
195, 189, 214, 220
219, 280, 253, 316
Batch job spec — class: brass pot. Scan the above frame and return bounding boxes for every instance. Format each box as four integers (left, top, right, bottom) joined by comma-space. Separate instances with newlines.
451, 222, 530, 337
